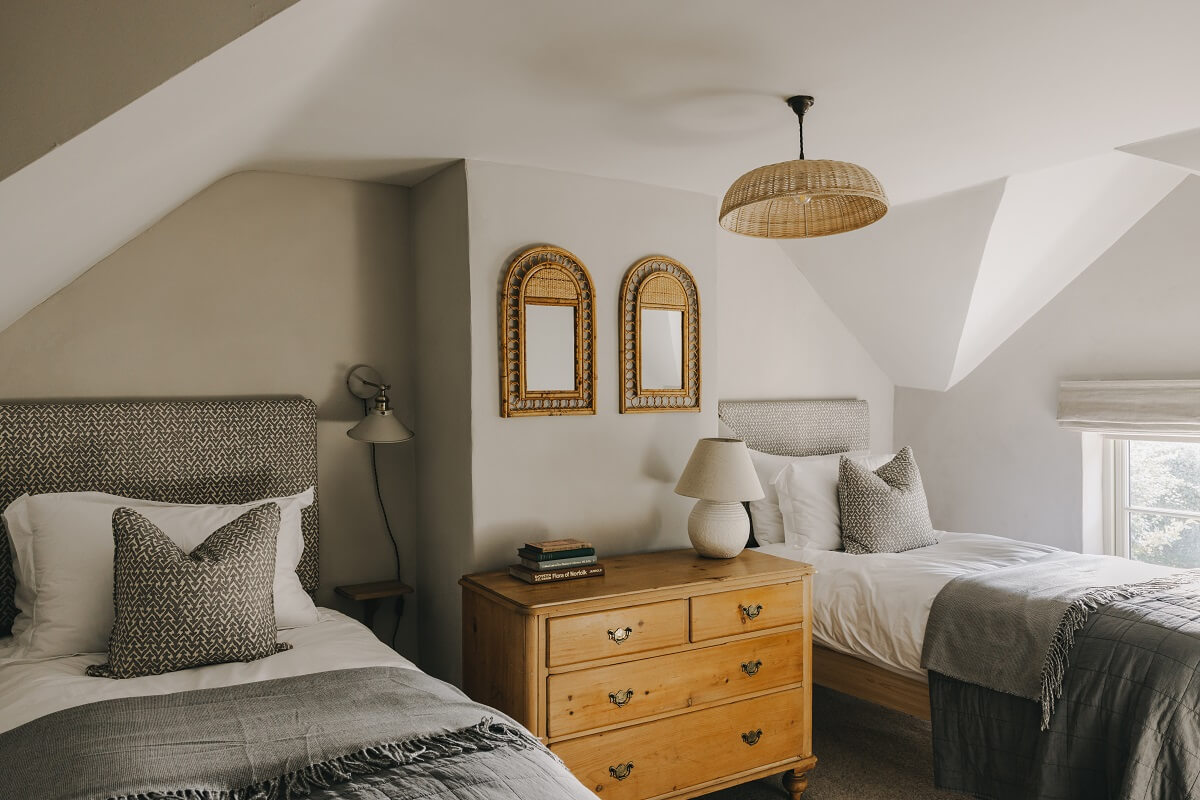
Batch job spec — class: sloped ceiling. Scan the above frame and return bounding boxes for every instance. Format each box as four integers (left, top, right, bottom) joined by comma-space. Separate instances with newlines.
4, 0, 1200, 369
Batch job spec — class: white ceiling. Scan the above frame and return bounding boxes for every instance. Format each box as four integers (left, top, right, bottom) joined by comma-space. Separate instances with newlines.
4, 0, 1200, 382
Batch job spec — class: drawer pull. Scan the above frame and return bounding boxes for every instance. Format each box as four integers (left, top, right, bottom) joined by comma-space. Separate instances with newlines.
608, 688, 635, 707
739, 603, 764, 621
741, 728, 763, 746
609, 762, 634, 781
741, 659, 763, 676
608, 626, 634, 644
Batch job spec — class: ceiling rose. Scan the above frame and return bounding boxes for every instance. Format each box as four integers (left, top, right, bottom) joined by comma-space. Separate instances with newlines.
719, 95, 888, 238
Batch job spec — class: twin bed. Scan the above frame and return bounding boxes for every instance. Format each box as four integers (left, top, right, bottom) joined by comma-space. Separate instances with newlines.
0, 399, 595, 800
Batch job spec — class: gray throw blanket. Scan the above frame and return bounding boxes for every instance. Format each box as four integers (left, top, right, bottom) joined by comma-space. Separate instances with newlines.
922, 550, 1198, 728
0, 666, 596, 800
930, 588, 1200, 799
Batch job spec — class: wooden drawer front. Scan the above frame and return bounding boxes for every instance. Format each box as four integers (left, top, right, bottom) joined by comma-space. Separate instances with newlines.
552, 687, 806, 799
548, 599, 688, 667
690, 580, 805, 642
547, 629, 805, 737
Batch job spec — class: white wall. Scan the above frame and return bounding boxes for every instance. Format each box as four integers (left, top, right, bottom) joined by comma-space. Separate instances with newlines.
895, 176, 1200, 551
717, 231, 894, 453
0, 170, 420, 656
464, 160, 718, 576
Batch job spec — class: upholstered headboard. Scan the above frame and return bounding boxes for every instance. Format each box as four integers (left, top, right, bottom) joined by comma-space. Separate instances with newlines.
0, 399, 319, 636
717, 399, 870, 456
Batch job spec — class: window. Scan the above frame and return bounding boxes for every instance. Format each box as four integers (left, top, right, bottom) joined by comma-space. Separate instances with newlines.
1108, 438, 1200, 567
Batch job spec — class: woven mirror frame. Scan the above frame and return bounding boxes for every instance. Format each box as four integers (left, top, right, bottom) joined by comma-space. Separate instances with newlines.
500, 245, 597, 417
619, 255, 701, 413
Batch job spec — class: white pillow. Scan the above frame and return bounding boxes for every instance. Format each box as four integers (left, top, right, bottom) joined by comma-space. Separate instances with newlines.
2, 495, 36, 642
775, 454, 894, 550
6, 488, 317, 660
746, 449, 796, 545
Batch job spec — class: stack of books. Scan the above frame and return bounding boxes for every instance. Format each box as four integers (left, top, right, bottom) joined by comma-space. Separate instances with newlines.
508, 538, 604, 584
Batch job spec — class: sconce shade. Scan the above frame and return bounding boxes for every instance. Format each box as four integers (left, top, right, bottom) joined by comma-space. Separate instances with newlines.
347, 407, 414, 444
674, 438, 764, 502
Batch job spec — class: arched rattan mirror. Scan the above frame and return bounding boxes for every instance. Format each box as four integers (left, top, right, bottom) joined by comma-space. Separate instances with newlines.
500, 245, 596, 417
619, 255, 700, 413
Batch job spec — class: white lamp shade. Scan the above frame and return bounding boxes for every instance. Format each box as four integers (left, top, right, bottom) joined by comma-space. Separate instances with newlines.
674, 438, 764, 502
347, 409, 414, 444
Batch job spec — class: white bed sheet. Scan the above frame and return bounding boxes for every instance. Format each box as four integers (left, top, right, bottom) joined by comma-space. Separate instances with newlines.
759, 532, 1060, 681
0, 608, 415, 735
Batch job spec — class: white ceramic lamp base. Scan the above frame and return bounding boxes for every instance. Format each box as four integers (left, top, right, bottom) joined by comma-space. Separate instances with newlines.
687, 499, 749, 559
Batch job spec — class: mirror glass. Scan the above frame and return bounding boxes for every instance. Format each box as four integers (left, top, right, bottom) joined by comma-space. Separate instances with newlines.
524, 304, 576, 391
640, 308, 684, 390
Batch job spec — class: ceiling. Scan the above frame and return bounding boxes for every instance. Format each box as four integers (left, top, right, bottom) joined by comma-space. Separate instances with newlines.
3, 0, 1200, 386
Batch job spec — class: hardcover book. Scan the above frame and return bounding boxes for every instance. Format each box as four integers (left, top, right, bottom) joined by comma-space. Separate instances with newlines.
516, 546, 596, 562
519, 554, 598, 571
524, 538, 593, 554
508, 563, 605, 584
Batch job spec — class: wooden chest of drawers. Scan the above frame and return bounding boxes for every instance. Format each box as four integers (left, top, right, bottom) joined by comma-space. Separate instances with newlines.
460, 549, 817, 800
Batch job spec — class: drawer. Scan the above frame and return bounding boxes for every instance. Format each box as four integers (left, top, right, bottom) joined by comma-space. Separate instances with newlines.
552, 687, 808, 799
548, 599, 688, 667
690, 580, 805, 642
548, 629, 805, 737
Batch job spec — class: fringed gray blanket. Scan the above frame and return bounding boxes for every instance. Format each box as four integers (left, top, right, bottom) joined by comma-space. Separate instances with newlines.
921, 550, 1199, 729
0, 666, 596, 800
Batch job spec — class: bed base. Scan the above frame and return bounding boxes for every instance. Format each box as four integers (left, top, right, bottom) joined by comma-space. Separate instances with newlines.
811, 645, 930, 721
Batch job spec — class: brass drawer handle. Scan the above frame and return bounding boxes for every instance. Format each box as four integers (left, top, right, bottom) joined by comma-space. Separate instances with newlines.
608, 626, 633, 644
609, 688, 634, 707
741, 659, 763, 676
609, 762, 634, 781
741, 729, 763, 746
739, 603, 764, 621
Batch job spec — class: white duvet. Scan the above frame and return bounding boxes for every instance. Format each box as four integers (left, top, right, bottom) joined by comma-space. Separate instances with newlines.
760, 532, 1060, 680
0, 608, 415, 735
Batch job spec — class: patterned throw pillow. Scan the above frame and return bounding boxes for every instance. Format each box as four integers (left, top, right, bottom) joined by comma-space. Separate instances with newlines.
87, 504, 291, 679
838, 446, 937, 555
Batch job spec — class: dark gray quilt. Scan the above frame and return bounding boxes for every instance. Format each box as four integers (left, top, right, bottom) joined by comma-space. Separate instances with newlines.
0, 666, 596, 800
930, 589, 1200, 800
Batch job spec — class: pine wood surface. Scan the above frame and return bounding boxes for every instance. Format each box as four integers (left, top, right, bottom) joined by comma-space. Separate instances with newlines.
548, 628, 806, 738
333, 579, 414, 602
548, 598, 689, 667
689, 580, 806, 642
811, 644, 931, 721
461, 548, 816, 799
461, 548, 813, 614
551, 687, 808, 800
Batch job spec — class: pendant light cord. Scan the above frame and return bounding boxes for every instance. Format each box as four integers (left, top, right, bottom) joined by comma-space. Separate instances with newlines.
364, 398, 404, 650
786, 95, 814, 160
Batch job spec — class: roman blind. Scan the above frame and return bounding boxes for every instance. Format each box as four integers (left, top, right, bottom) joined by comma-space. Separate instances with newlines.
1057, 380, 1200, 434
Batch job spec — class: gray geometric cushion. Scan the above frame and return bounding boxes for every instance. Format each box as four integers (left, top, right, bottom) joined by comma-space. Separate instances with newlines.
87, 504, 291, 679
838, 446, 937, 555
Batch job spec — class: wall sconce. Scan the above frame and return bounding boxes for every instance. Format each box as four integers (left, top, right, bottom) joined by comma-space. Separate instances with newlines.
345, 364, 414, 648
347, 365, 414, 443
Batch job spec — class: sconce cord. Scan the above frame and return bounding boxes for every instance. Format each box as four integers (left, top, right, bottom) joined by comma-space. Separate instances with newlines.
365, 398, 404, 650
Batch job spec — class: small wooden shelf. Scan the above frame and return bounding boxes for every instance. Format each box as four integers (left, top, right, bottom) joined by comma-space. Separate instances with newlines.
335, 579, 413, 630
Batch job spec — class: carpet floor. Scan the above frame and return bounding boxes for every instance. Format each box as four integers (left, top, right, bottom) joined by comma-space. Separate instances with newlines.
699, 687, 964, 799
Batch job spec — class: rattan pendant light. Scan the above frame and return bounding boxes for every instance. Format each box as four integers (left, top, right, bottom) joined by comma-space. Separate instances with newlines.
719, 95, 888, 238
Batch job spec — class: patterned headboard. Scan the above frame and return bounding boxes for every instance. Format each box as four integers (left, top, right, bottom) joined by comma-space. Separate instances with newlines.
0, 399, 319, 636
717, 399, 870, 456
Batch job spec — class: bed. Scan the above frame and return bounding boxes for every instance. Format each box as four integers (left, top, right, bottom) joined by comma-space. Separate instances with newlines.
0, 399, 595, 800
719, 399, 1200, 800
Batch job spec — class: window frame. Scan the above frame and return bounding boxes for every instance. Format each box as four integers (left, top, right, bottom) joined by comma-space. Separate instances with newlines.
1102, 434, 1200, 561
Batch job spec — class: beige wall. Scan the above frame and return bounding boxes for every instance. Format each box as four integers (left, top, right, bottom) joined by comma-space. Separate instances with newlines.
411, 162, 473, 681
0, 170, 419, 658
0, 0, 297, 181
717, 231, 894, 453
895, 176, 1200, 551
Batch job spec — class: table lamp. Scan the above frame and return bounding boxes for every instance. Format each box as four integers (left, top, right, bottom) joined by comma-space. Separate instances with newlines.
674, 438, 764, 558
